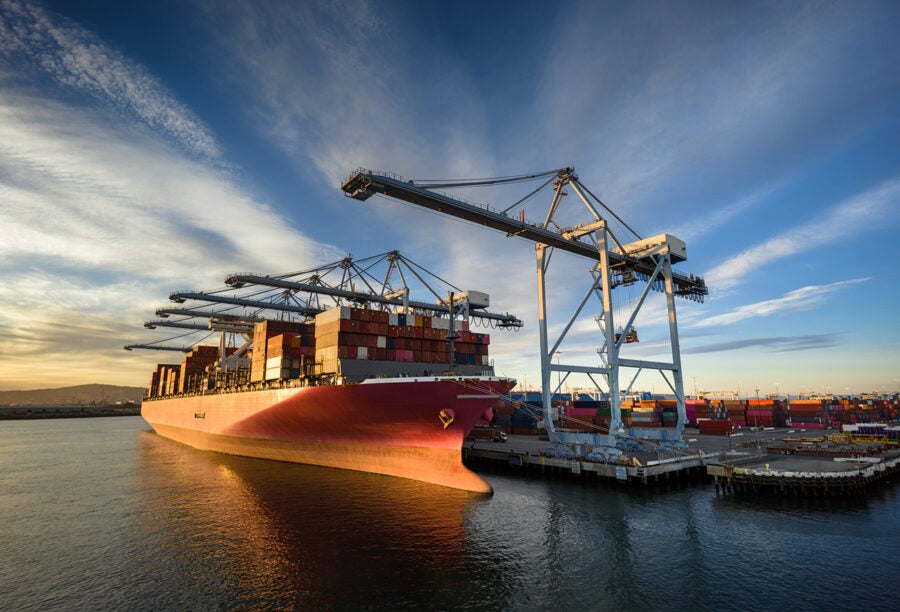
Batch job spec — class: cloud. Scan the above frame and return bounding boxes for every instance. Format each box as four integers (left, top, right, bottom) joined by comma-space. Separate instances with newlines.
0, 85, 340, 388
666, 183, 781, 243
692, 278, 870, 328
199, 2, 415, 180
523, 1, 900, 224
704, 180, 899, 291
0, 0, 220, 160
0, 91, 338, 274
685, 334, 839, 355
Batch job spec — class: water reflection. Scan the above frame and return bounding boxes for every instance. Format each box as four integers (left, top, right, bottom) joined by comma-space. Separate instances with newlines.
132, 429, 900, 611
136, 431, 501, 608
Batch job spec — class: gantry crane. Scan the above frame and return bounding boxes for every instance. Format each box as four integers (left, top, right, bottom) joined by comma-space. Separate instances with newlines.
342, 167, 707, 454
126, 251, 523, 368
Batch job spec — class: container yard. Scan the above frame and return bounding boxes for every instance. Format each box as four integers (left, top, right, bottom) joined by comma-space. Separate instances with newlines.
130, 166, 898, 498
466, 393, 900, 497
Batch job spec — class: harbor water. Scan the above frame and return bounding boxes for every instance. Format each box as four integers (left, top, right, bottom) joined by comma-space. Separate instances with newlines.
1, 417, 897, 610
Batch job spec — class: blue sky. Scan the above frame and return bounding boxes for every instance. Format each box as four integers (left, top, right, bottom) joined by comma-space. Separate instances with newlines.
1, 0, 898, 395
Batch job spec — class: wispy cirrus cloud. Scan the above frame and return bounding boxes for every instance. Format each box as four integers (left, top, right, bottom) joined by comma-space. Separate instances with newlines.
0, 0, 220, 160
667, 183, 781, 243
199, 1, 446, 182
527, 1, 899, 225
704, 181, 900, 291
0, 0, 349, 390
692, 278, 870, 328
685, 334, 839, 355
0, 88, 342, 389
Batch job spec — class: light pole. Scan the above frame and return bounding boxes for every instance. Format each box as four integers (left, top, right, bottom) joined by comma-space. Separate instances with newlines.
554, 351, 562, 395
754, 386, 761, 449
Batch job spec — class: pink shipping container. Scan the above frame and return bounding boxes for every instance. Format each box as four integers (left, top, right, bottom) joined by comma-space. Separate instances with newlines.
566, 407, 598, 418
685, 403, 697, 424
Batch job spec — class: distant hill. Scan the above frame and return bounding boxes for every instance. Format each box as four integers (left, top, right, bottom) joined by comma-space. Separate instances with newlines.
0, 384, 144, 406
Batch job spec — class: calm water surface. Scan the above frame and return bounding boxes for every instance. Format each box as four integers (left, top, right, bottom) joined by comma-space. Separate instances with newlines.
1, 417, 897, 610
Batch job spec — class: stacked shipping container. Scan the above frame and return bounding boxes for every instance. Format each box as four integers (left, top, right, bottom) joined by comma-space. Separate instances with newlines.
178, 345, 220, 394
251, 320, 314, 383
148, 364, 180, 398
265, 328, 315, 381
787, 399, 827, 429
745, 399, 788, 427
147, 306, 494, 396
313, 306, 489, 375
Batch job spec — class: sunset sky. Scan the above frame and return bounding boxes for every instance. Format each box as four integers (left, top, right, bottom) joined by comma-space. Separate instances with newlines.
1, 0, 898, 396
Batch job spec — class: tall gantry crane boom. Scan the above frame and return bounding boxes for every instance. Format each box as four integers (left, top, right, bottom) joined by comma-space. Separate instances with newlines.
155, 308, 263, 323
223, 274, 522, 327
124, 344, 191, 352
128, 250, 522, 354
341, 169, 707, 301
341, 166, 707, 452
168, 291, 320, 316
144, 320, 209, 331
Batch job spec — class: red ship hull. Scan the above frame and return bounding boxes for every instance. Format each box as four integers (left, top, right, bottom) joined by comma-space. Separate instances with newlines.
141, 376, 514, 493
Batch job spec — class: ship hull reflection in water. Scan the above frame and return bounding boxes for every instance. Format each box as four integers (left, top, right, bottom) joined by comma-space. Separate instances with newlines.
137, 430, 495, 608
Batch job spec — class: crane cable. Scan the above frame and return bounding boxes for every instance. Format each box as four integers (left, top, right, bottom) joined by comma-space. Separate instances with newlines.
413, 168, 561, 189
573, 178, 642, 241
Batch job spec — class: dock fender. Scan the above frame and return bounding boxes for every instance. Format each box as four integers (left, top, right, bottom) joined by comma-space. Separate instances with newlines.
439, 408, 455, 429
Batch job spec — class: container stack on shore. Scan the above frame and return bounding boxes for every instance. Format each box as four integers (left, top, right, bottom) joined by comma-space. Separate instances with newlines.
488, 395, 900, 438
830, 398, 898, 425
722, 400, 747, 427
627, 399, 662, 428
562, 400, 622, 432
691, 397, 898, 431
745, 399, 788, 428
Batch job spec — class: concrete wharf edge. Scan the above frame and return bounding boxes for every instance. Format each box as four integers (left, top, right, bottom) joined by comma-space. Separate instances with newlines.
462, 431, 900, 497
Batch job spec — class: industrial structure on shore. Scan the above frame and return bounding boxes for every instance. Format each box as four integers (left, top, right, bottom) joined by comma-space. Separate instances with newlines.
343, 166, 706, 460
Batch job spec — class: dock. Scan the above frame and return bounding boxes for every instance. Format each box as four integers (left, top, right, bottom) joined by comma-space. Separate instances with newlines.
707, 452, 900, 498
463, 428, 900, 497
464, 434, 710, 487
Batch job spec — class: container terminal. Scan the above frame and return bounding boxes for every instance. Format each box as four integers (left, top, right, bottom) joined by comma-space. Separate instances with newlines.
462, 394, 900, 497
126, 165, 897, 496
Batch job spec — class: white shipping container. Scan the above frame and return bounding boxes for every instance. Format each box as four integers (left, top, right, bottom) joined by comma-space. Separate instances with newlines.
376, 335, 387, 348
357, 346, 368, 360
388, 313, 399, 326
431, 317, 450, 330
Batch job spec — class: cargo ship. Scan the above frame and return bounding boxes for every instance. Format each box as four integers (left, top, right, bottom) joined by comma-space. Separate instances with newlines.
134, 264, 521, 493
